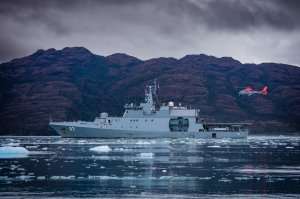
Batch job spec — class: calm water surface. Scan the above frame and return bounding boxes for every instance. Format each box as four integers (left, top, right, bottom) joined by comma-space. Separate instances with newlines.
0, 136, 299, 198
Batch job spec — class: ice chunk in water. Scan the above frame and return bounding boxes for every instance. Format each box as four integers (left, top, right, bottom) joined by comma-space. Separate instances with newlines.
207, 145, 221, 148
37, 176, 46, 180
0, 147, 29, 159
89, 145, 112, 152
26, 145, 38, 149
140, 152, 154, 158
136, 140, 150, 145
2, 142, 20, 147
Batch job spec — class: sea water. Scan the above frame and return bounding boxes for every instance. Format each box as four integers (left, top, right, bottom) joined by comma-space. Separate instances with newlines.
0, 136, 299, 198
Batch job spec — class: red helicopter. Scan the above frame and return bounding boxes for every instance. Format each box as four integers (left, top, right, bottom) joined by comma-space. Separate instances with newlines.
238, 86, 268, 96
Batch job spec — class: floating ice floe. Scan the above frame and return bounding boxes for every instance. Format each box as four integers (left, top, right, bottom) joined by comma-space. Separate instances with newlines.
285, 146, 294, 149
136, 140, 150, 145
37, 176, 46, 180
1, 142, 20, 147
234, 176, 253, 181
26, 145, 38, 149
213, 158, 229, 162
234, 168, 300, 174
207, 145, 221, 148
89, 145, 112, 152
15, 175, 34, 181
198, 177, 212, 180
0, 147, 30, 159
115, 147, 124, 151
77, 140, 87, 145
219, 178, 231, 182
139, 152, 154, 158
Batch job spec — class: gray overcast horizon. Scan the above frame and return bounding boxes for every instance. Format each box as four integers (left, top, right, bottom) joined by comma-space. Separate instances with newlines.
0, 0, 300, 66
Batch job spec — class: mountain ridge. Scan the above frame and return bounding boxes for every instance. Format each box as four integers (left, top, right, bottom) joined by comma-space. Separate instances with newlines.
0, 47, 299, 135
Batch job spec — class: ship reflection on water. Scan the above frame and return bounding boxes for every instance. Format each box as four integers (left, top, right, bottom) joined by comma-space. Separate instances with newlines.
0, 136, 299, 198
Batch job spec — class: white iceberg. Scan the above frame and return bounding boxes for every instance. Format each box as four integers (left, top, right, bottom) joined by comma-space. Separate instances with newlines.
0, 147, 30, 159
89, 145, 112, 152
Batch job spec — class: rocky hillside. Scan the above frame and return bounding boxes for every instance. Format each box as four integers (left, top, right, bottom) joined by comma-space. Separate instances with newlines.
0, 47, 299, 135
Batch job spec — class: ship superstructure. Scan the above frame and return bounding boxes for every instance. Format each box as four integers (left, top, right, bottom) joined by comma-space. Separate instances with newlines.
50, 80, 249, 138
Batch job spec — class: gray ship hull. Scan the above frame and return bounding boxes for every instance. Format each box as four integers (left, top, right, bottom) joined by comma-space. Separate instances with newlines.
50, 123, 248, 139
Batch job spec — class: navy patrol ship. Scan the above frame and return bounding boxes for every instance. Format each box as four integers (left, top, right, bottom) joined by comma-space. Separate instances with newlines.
50, 80, 249, 138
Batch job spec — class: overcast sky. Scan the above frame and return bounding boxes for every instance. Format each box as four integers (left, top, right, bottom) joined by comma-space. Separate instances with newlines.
0, 0, 300, 66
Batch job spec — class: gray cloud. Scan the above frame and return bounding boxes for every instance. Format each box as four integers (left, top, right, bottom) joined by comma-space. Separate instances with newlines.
0, 0, 300, 66
178, 0, 300, 31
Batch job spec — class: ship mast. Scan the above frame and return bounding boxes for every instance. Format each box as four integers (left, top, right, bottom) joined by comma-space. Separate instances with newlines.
142, 79, 160, 114
153, 79, 160, 108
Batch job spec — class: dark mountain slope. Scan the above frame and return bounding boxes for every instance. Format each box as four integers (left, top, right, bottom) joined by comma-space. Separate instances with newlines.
0, 47, 299, 135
